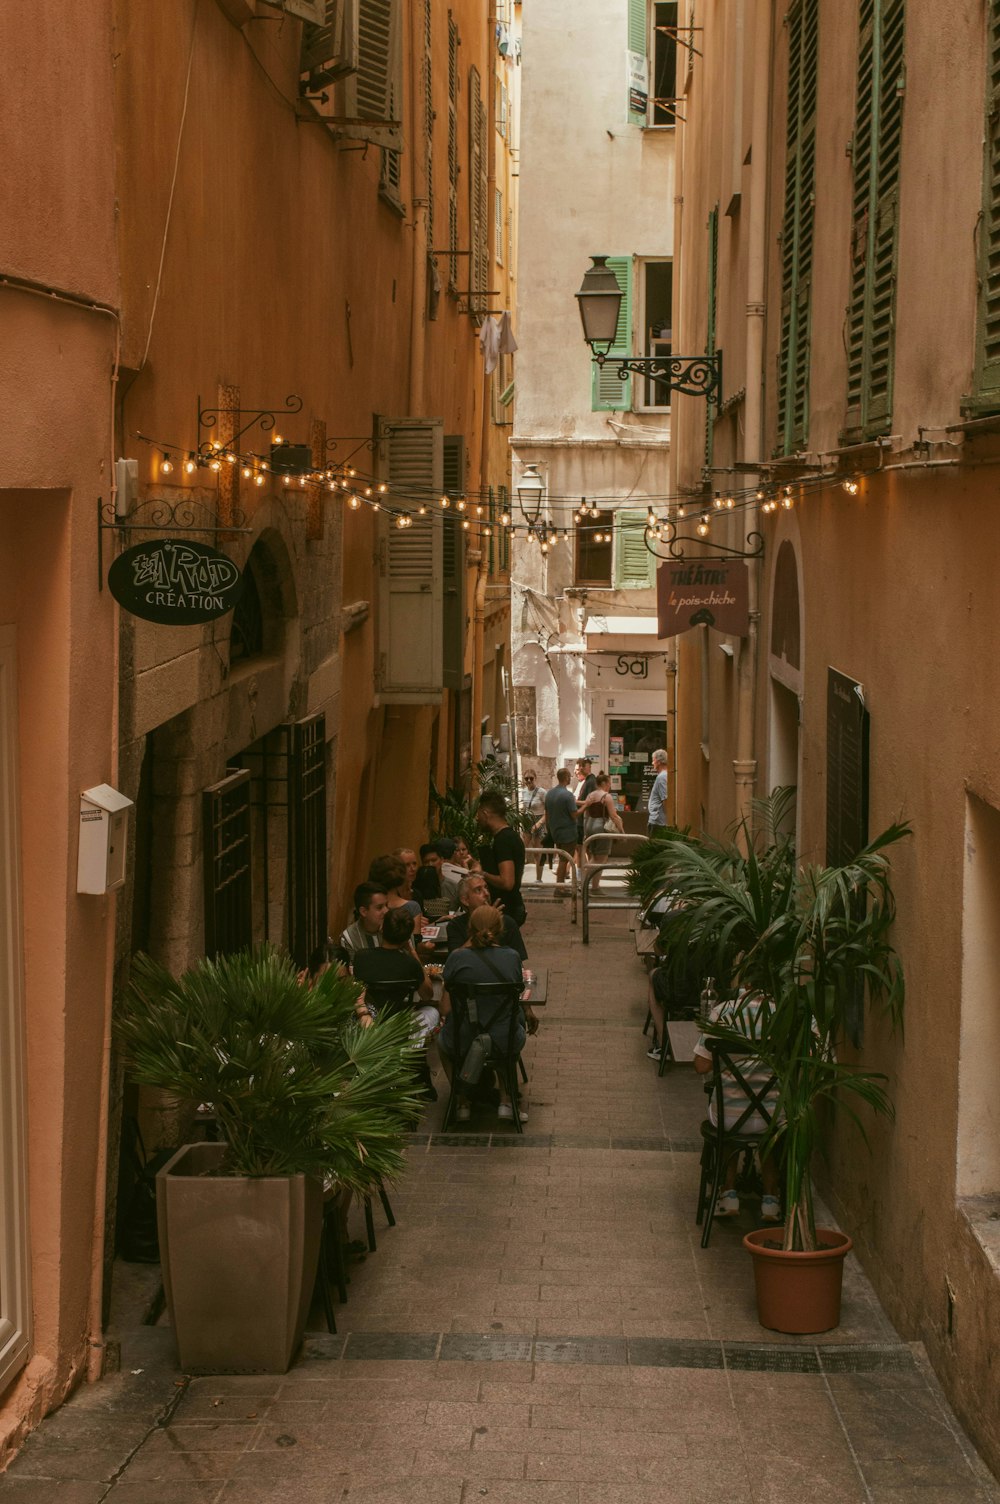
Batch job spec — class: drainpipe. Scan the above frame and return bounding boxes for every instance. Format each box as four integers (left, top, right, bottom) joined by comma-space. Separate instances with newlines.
733, 1, 774, 842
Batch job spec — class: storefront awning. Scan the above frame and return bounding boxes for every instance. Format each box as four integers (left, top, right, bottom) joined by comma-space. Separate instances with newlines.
583, 614, 659, 636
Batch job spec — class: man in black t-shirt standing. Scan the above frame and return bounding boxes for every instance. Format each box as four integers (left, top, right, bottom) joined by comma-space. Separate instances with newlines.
476, 789, 527, 927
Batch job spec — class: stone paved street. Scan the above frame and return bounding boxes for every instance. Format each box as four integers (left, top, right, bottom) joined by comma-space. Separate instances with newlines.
2, 898, 998, 1503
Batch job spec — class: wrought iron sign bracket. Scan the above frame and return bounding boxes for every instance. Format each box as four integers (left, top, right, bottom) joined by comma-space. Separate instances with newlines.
643, 515, 764, 563
197, 393, 304, 456
97, 496, 251, 591
593, 350, 722, 402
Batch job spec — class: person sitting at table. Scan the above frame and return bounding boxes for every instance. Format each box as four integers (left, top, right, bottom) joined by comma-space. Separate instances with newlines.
412, 843, 444, 907
439, 905, 538, 1122
393, 847, 423, 906
339, 882, 389, 958
351, 909, 440, 1098
446, 873, 528, 960
368, 854, 425, 928
693, 988, 782, 1221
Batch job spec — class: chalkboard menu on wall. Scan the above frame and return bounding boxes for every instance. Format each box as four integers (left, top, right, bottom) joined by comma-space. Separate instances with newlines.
826, 668, 869, 867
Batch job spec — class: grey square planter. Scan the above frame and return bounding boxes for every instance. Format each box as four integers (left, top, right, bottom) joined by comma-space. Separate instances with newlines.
156, 1142, 323, 1373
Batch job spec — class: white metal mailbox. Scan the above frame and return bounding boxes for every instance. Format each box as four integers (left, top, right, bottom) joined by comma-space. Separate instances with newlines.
77, 784, 133, 895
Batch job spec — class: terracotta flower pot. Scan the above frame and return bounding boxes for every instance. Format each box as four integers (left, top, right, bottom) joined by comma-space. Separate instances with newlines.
743, 1226, 853, 1334
156, 1142, 323, 1373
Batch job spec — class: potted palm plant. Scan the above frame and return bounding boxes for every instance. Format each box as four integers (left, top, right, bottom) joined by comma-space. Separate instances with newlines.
115, 946, 423, 1373
631, 798, 909, 1332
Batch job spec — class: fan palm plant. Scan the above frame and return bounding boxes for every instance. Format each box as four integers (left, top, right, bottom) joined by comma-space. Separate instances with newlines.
629, 798, 909, 1252
115, 946, 425, 1191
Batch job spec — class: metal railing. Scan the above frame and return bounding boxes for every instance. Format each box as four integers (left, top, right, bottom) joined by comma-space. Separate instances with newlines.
579, 832, 645, 943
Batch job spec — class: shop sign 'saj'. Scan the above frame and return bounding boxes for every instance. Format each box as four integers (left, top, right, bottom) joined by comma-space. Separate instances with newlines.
108, 539, 244, 625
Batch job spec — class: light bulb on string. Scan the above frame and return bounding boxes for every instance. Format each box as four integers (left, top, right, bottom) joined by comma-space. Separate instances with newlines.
160, 453, 174, 475
242, 465, 252, 479
540, 540, 549, 555
485, 526, 493, 537
348, 494, 360, 509
696, 516, 710, 538
209, 457, 222, 473
725, 494, 735, 509
678, 505, 687, 519
440, 496, 450, 508
255, 473, 265, 487
456, 499, 466, 512
713, 493, 724, 510
842, 479, 859, 495
273, 434, 283, 446
226, 452, 237, 465
184, 455, 197, 475
260, 461, 269, 472
378, 483, 388, 494
500, 511, 511, 526
418, 504, 427, 515
298, 475, 307, 488
461, 518, 470, 530
475, 505, 484, 517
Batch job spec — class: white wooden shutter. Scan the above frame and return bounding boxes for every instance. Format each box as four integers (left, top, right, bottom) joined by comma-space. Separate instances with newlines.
377, 418, 444, 700
343, 0, 402, 149
614, 508, 655, 588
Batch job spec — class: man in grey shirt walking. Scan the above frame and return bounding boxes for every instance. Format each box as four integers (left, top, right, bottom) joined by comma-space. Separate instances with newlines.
544, 768, 580, 887
646, 749, 669, 837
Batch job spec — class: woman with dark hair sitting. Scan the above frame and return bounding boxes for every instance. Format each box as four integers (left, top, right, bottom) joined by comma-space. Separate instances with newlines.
368, 853, 425, 926
439, 906, 538, 1123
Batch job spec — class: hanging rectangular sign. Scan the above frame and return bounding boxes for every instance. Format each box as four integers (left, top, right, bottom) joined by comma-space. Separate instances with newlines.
656, 559, 749, 637
627, 50, 648, 115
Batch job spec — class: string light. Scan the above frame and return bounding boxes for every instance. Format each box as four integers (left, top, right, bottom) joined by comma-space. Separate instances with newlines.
298, 475, 307, 487
696, 516, 710, 537
440, 496, 450, 508
842, 479, 859, 495
461, 518, 471, 530
713, 493, 724, 510
500, 511, 511, 525
160, 453, 174, 475
184, 455, 197, 474
418, 504, 427, 515
273, 434, 283, 446
378, 483, 388, 493
226, 452, 237, 465
209, 457, 222, 472
348, 494, 360, 509
725, 494, 735, 509
456, 499, 466, 511
255, 473, 265, 487
242, 465, 253, 479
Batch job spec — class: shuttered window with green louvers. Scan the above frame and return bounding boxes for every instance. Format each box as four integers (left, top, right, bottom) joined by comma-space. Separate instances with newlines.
592, 257, 633, 411
844, 0, 905, 440
777, 0, 818, 455
628, 0, 648, 125
969, 2, 1000, 407
614, 509, 655, 589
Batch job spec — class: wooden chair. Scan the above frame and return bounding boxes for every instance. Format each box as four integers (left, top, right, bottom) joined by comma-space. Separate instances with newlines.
696, 1040, 779, 1248
441, 980, 527, 1133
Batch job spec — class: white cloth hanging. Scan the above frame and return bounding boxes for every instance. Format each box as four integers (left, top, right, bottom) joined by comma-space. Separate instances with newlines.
498, 310, 518, 356
478, 313, 518, 374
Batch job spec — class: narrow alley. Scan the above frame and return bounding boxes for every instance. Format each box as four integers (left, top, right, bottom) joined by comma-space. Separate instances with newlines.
3, 901, 996, 1504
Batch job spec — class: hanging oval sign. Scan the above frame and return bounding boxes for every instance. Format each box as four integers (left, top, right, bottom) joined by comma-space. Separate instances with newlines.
108, 539, 244, 625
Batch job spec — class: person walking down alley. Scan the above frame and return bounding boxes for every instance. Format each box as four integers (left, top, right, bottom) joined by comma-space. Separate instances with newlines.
544, 768, 579, 889
520, 768, 549, 881
646, 748, 669, 836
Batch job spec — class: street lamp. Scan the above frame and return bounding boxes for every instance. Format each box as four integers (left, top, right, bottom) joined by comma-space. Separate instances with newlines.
574, 255, 623, 352
516, 463, 546, 526
574, 255, 723, 402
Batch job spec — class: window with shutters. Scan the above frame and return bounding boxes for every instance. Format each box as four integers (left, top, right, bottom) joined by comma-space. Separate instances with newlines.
469, 68, 489, 316
576, 510, 614, 586
442, 436, 466, 690
705, 206, 719, 466
376, 418, 444, 701
495, 188, 504, 265
592, 257, 633, 411
844, 0, 905, 440
628, 0, 679, 126
299, 0, 359, 90
614, 509, 655, 590
423, 0, 434, 254
968, 2, 1000, 410
447, 13, 460, 292
341, 0, 402, 160
777, 0, 818, 454
637, 259, 673, 412
498, 484, 511, 574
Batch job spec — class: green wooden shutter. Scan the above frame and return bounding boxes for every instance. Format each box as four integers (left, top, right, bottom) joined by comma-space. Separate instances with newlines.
777, 0, 818, 454
628, 0, 648, 125
614, 509, 655, 589
970, 3, 1000, 404
705, 206, 719, 466
592, 256, 633, 410
845, 0, 905, 439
